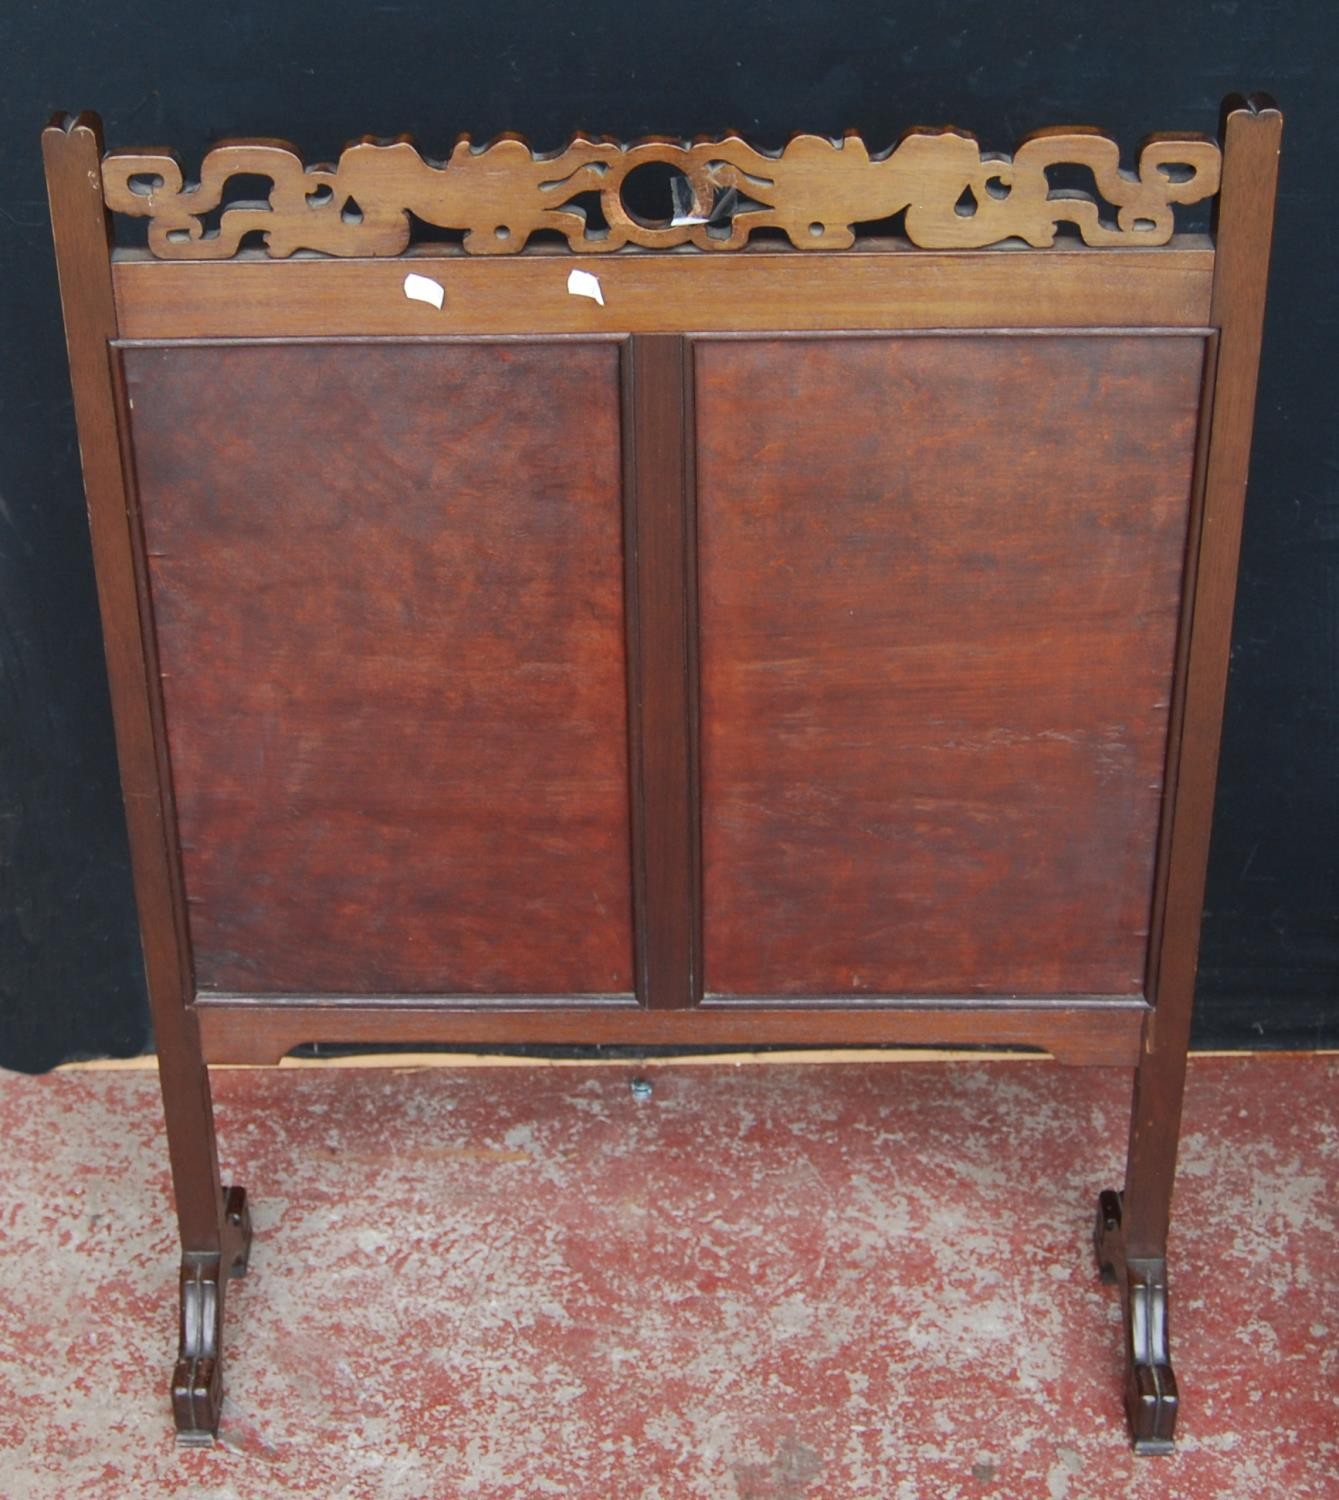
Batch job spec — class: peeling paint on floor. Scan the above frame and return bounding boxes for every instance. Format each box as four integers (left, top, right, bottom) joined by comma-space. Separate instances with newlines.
0, 1055, 1334, 1497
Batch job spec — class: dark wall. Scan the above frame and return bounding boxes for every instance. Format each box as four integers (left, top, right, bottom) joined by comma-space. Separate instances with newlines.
2, 1, 1335, 1071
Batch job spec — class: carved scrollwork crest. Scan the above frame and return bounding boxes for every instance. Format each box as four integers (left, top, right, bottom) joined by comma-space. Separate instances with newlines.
101, 125, 1221, 259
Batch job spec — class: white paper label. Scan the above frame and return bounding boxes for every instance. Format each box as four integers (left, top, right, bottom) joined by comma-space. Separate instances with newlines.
403, 272, 445, 310
566, 268, 605, 306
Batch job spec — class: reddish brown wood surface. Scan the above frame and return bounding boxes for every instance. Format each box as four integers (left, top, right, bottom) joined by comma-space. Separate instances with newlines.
48, 98, 1281, 1454
695, 332, 1206, 998
120, 338, 634, 997
43, 116, 233, 1259
192, 993, 1147, 1067
46, 113, 250, 1443
1122, 97, 1283, 1262
110, 246, 1216, 341
622, 336, 701, 1006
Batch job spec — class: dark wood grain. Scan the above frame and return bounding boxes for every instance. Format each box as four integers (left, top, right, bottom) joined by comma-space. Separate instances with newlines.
695, 332, 1206, 998
120, 338, 635, 997
1090, 98, 1282, 1453
192, 992, 1148, 1067
47, 99, 1279, 1453
109, 246, 1216, 341
42, 115, 230, 1249
1094, 1190, 1177, 1453
623, 336, 700, 1006
1122, 98, 1284, 1259
45, 113, 249, 1446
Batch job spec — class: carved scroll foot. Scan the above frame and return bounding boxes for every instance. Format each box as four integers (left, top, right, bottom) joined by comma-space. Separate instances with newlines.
1094, 1189, 1178, 1454
172, 1185, 252, 1446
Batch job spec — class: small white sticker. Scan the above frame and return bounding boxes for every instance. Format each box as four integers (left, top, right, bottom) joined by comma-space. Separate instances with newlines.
566, 268, 605, 306
403, 272, 445, 310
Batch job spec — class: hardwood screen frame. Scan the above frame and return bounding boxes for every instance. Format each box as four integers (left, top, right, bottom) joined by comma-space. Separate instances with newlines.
43, 104, 1280, 1076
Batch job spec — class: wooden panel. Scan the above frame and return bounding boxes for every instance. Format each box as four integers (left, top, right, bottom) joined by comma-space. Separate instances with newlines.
192, 993, 1147, 1068
110, 243, 1216, 340
120, 339, 634, 997
695, 333, 1206, 998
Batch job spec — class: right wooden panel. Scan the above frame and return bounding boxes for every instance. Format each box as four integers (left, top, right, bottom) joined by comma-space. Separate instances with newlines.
694, 333, 1206, 998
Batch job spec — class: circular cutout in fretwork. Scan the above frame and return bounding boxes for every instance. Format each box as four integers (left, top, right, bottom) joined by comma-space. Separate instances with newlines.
618, 160, 695, 228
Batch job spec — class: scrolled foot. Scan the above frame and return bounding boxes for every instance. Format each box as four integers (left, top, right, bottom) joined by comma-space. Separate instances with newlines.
171, 1184, 251, 1445
172, 1255, 224, 1445
1093, 1189, 1178, 1454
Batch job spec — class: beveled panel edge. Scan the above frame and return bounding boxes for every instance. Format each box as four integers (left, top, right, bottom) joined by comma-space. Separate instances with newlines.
110, 242, 1216, 340
194, 992, 1148, 1067
700, 994, 1150, 1009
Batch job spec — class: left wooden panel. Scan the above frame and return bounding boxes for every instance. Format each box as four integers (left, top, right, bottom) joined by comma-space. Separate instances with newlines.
118, 338, 635, 998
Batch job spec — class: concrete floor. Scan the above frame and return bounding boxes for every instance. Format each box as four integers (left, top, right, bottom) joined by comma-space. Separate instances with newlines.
0, 1052, 1334, 1498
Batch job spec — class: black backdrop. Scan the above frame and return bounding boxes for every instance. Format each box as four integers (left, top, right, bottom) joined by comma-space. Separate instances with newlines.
2, 1, 1335, 1072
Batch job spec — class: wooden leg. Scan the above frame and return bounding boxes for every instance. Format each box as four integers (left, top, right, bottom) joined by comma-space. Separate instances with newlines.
42, 113, 253, 1451
1092, 92, 1287, 1461
157, 1043, 252, 1445
1093, 1189, 1178, 1454
172, 1187, 252, 1444
1095, 1010, 1188, 1454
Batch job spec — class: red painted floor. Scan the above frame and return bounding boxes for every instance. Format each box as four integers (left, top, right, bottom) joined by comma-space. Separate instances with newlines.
0, 1053, 1334, 1497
